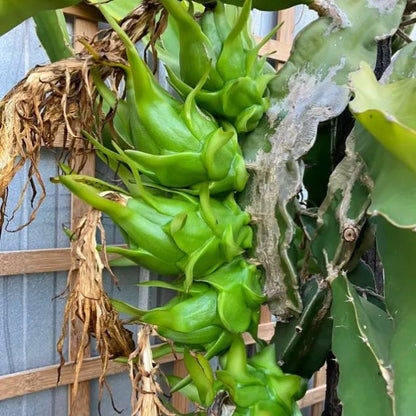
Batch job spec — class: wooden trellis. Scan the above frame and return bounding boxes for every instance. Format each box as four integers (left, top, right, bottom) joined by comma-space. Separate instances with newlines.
0, 4, 326, 415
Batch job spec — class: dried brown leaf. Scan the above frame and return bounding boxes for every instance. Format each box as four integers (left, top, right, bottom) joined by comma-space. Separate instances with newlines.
57, 208, 135, 412
129, 325, 175, 416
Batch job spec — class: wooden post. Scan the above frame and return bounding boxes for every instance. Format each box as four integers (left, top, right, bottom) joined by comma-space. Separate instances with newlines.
276, 7, 295, 69
68, 16, 98, 416
276, 8, 295, 46
311, 364, 327, 416
260, 304, 272, 324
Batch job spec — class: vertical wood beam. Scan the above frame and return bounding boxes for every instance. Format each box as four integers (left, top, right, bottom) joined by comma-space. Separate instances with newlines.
311, 364, 327, 416
276, 7, 295, 70
276, 8, 295, 45
260, 304, 272, 324
68, 16, 97, 416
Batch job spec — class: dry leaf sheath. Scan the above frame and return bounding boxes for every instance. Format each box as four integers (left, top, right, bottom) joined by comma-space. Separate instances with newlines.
129, 326, 174, 416
57, 208, 134, 408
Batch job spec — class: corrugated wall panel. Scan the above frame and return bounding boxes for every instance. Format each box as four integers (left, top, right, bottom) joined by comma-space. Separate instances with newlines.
0, 19, 72, 416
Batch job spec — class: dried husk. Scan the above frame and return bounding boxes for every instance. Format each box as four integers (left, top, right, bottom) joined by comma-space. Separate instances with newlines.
129, 325, 174, 416
57, 208, 135, 410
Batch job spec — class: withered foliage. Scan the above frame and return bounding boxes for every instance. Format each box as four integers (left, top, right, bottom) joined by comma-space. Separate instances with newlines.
57, 208, 135, 410
0, 0, 165, 235
129, 326, 174, 416
57, 207, 175, 414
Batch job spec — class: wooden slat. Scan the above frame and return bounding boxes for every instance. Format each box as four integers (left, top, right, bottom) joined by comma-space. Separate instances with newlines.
298, 385, 327, 409
43, 125, 83, 149
0, 248, 71, 276
255, 37, 291, 62
0, 246, 127, 276
0, 323, 274, 401
63, 4, 102, 21
242, 321, 275, 344
0, 352, 179, 402
0, 320, 325, 408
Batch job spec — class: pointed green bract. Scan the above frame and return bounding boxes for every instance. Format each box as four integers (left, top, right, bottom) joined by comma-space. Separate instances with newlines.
158, 0, 276, 132
166, 375, 203, 404
116, 259, 263, 349
218, 335, 305, 415
183, 349, 215, 407
56, 174, 252, 284
89, 0, 138, 20
97, 6, 248, 192
197, 258, 265, 334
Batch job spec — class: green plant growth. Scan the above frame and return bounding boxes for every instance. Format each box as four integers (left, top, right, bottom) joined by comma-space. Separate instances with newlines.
1, 0, 416, 415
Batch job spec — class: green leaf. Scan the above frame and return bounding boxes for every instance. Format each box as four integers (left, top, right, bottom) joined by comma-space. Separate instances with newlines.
183, 349, 215, 407
352, 43, 416, 228
110, 298, 145, 318
272, 279, 332, 379
270, 0, 405, 100
355, 124, 416, 228
33, 10, 74, 62
0, 0, 80, 36
166, 375, 202, 404
350, 62, 416, 175
331, 274, 394, 416
89, 0, 139, 20
347, 260, 375, 291
386, 41, 416, 82
377, 218, 416, 414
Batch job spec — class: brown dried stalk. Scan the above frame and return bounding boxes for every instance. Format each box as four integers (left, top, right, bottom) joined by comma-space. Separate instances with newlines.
0, 0, 164, 234
129, 325, 174, 416
57, 208, 135, 409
